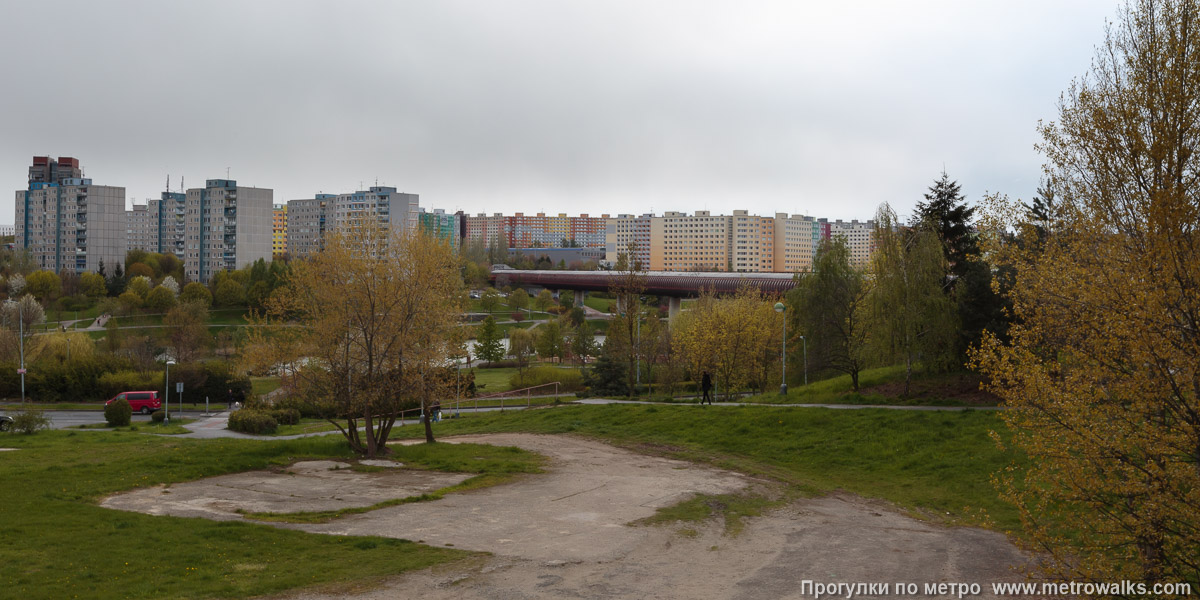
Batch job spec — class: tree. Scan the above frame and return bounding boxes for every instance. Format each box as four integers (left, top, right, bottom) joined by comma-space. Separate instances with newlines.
673, 287, 779, 400
213, 278, 245, 307
508, 288, 529, 312
975, 0, 1200, 586
868, 204, 957, 395
479, 288, 501, 313
118, 290, 142, 311
79, 273, 107, 299
534, 289, 554, 312
6, 273, 25, 297
914, 172, 1010, 356
787, 238, 871, 390
127, 276, 151, 299
535, 320, 565, 363
180, 282, 213, 307
24, 270, 60, 303
507, 327, 535, 377
126, 262, 154, 280
570, 320, 597, 366
105, 263, 124, 297
144, 285, 176, 312
253, 223, 463, 453
583, 338, 629, 397
159, 275, 180, 296
609, 243, 647, 397
165, 301, 209, 362
474, 316, 505, 365
558, 289, 574, 308
915, 172, 976, 279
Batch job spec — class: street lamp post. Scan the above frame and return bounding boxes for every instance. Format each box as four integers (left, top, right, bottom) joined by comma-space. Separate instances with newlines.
18, 302, 25, 403
164, 360, 176, 424
774, 302, 787, 395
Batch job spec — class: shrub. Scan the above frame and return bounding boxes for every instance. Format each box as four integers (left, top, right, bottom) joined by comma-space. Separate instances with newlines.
10, 408, 50, 434
151, 410, 165, 423
509, 366, 585, 392
228, 409, 277, 434
97, 371, 162, 401
104, 398, 132, 427
269, 408, 300, 426
272, 396, 335, 419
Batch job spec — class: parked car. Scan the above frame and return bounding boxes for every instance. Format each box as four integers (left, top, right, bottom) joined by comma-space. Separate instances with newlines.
106, 391, 162, 415
0, 414, 11, 432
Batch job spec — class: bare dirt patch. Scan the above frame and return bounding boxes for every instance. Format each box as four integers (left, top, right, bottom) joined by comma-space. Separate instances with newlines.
103, 433, 1033, 599
101, 460, 469, 520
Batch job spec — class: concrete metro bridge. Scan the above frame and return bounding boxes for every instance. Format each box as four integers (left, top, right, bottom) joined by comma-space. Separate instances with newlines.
488, 269, 800, 318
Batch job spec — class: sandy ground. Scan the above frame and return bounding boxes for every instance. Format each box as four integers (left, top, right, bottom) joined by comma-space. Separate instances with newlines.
103, 433, 1034, 599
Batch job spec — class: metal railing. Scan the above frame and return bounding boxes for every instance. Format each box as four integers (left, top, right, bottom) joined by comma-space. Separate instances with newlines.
392, 382, 563, 424
455, 382, 561, 414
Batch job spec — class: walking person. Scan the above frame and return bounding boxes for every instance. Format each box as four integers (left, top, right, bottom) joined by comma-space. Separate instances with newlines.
700, 371, 713, 405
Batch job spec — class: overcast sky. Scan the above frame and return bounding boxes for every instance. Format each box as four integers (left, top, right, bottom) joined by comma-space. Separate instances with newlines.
1, 1, 1116, 223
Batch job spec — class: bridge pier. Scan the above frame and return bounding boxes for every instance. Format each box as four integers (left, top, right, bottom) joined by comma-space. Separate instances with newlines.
576, 291, 585, 308
668, 296, 681, 323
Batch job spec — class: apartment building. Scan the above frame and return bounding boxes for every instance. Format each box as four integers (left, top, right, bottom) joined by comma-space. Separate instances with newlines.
464, 213, 508, 246
16, 156, 125, 273
183, 179, 273, 283
126, 202, 157, 253
285, 195, 333, 259
417, 208, 460, 248
330, 187, 419, 233
773, 214, 820, 273
731, 210, 775, 272
604, 214, 652, 268
651, 211, 733, 272
465, 212, 610, 249
829, 219, 876, 267
156, 191, 187, 260
272, 204, 287, 258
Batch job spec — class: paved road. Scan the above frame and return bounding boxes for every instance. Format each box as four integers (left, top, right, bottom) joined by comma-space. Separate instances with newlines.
45, 409, 225, 430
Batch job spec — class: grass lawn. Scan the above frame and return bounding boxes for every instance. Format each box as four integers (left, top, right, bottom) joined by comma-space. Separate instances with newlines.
470, 366, 519, 393
272, 419, 342, 436
208, 308, 251, 325
389, 403, 1022, 533
584, 296, 613, 313
44, 305, 104, 325
0, 432, 471, 599
74, 419, 197, 435
251, 376, 282, 398
745, 366, 1000, 407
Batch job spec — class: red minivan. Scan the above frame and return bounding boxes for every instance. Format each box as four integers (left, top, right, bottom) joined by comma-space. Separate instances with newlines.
106, 391, 162, 415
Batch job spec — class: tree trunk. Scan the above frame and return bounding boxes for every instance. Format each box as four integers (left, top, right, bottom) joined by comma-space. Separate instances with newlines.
365, 414, 378, 457
851, 368, 859, 392
423, 399, 436, 443
904, 354, 912, 397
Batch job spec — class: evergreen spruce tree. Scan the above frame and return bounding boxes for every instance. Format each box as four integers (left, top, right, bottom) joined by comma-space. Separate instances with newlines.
474, 316, 505, 365
913, 172, 1009, 357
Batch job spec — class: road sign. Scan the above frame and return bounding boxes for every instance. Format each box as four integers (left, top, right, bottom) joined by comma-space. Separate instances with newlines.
16, 368, 26, 374
176, 382, 184, 394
